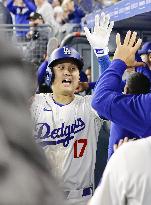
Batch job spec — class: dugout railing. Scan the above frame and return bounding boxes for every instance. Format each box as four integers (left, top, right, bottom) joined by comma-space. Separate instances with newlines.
0, 24, 53, 66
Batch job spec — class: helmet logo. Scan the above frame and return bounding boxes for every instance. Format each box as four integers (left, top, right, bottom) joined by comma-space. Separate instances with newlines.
63, 47, 71, 55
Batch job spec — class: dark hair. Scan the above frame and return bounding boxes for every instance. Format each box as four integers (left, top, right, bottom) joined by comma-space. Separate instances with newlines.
127, 72, 150, 94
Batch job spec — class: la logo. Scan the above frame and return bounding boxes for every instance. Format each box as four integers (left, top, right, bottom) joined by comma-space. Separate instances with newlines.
63, 47, 71, 55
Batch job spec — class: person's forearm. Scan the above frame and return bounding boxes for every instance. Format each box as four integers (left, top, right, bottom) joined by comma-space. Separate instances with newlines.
98, 55, 111, 74
92, 55, 111, 90
91, 59, 151, 136
7, 0, 16, 14
23, 0, 36, 12
98, 55, 125, 92
96, 59, 126, 93
92, 59, 126, 118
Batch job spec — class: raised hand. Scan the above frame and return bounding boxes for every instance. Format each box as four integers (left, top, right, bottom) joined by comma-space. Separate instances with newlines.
84, 12, 114, 57
113, 31, 145, 67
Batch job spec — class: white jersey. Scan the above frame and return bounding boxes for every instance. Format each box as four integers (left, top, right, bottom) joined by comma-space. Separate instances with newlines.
31, 93, 102, 193
89, 137, 151, 205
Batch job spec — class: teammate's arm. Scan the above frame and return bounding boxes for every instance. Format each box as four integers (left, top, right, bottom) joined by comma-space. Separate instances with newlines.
92, 31, 149, 136
7, 0, 16, 14
23, 0, 36, 12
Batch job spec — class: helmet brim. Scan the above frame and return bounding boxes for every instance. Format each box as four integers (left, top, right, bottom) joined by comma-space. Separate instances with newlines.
49, 57, 83, 71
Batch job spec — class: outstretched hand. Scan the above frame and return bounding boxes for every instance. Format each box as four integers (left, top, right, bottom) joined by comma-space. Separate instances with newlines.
113, 31, 145, 67
113, 137, 137, 152
84, 12, 114, 57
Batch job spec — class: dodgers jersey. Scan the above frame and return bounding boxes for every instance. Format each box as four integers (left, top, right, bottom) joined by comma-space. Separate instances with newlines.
31, 93, 102, 191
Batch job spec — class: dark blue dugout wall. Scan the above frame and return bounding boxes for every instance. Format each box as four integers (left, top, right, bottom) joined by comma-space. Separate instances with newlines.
82, 0, 151, 30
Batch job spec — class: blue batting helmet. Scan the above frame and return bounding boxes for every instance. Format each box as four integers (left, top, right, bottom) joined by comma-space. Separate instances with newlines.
48, 46, 84, 70
138, 42, 151, 55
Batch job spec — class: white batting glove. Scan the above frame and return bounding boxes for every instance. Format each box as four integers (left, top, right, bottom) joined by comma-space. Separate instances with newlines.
84, 12, 114, 57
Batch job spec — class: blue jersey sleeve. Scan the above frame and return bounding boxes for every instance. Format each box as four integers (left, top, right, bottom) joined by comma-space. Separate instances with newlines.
108, 122, 140, 159
37, 60, 48, 85
92, 59, 151, 137
88, 82, 96, 89
97, 55, 125, 92
136, 66, 151, 82
7, 0, 16, 14
88, 55, 111, 91
23, 0, 36, 12
97, 55, 111, 74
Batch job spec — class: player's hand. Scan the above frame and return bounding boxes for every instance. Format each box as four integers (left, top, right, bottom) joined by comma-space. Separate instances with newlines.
113, 137, 137, 152
84, 12, 114, 57
113, 31, 145, 67
75, 82, 89, 93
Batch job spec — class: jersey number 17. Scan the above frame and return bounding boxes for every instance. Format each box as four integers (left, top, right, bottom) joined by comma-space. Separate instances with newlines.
74, 139, 87, 158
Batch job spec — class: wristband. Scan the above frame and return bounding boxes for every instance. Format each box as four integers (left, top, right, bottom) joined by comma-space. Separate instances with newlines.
94, 47, 109, 57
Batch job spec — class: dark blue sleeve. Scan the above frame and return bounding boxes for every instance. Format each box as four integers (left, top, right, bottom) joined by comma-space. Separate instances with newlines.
37, 60, 48, 85
74, 4, 85, 18
136, 66, 151, 82
108, 122, 140, 159
97, 55, 125, 92
88, 55, 111, 91
120, 80, 126, 92
7, 0, 16, 14
23, 0, 36, 12
97, 55, 111, 74
85, 55, 111, 91
88, 82, 96, 89
92, 59, 151, 136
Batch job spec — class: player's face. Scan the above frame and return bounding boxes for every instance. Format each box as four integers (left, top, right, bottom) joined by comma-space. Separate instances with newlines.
52, 60, 80, 95
148, 53, 151, 65
141, 53, 151, 68
141, 54, 148, 63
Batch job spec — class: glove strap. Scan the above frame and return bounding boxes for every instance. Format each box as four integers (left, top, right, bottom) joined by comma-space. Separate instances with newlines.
94, 47, 109, 57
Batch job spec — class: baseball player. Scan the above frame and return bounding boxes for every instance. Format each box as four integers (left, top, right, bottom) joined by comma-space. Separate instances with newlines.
31, 13, 114, 205
37, 37, 96, 95
91, 29, 151, 142
138, 41, 151, 70
84, 16, 151, 160
86, 29, 151, 205
108, 72, 151, 159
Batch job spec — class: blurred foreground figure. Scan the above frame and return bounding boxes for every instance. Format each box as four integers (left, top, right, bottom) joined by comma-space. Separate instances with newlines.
0, 36, 64, 205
